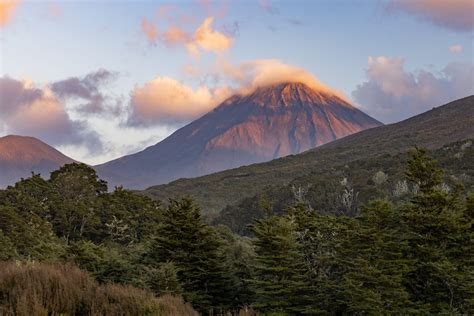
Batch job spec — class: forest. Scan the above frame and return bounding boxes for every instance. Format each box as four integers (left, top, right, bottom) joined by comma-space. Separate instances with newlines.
0, 148, 472, 315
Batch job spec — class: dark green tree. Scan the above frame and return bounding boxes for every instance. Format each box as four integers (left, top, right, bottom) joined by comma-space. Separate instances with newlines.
146, 198, 232, 313
401, 148, 469, 313
338, 201, 411, 314
49, 163, 107, 240
250, 215, 309, 314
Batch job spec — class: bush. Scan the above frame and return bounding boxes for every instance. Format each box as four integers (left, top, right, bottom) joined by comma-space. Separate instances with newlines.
0, 261, 198, 316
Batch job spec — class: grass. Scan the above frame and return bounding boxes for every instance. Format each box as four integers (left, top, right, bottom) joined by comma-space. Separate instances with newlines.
0, 261, 198, 316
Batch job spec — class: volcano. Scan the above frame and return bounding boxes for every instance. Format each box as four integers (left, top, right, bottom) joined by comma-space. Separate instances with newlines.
96, 82, 382, 189
0, 135, 75, 188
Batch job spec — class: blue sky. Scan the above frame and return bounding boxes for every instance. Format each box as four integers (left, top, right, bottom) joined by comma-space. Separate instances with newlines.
0, 0, 473, 163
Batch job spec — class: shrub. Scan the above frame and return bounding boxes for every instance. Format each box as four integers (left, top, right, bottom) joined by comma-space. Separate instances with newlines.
0, 261, 197, 316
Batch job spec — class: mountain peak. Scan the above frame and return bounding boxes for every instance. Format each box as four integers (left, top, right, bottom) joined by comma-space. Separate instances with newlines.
0, 135, 74, 166
0, 135, 75, 187
235, 81, 351, 110
98, 82, 381, 189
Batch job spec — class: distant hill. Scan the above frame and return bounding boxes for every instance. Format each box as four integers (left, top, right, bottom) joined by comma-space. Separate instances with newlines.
0, 135, 75, 188
96, 82, 381, 189
142, 95, 474, 218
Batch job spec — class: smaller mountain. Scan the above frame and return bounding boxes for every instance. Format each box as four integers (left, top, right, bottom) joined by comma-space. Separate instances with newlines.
0, 135, 75, 188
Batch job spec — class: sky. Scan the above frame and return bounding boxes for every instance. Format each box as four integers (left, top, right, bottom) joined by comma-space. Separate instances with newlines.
0, 0, 473, 164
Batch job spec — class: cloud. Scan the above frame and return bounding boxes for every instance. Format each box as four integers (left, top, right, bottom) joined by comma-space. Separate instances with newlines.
141, 18, 159, 45
217, 58, 347, 99
386, 0, 474, 32
352, 56, 474, 123
50, 69, 119, 115
127, 59, 348, 127
0, 0, 20, 26
127, 76, 233, 126
140, 15, 232, 57
449, 44, 463, 54
48, 2, 61, 18
259, 0, 279, 14
186, 17, 232, 57
0, 76, 102, 151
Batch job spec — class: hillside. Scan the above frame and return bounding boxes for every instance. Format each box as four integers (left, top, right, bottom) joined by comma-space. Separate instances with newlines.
96, 82, 380, 189
143, 95, 474, 217
0, 135, 75, 188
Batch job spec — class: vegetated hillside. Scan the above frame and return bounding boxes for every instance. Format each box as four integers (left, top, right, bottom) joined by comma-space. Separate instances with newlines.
0, 135, 75, 188
143, 95, 474, 217
1, 152, 472, 314
215, 138, 474, 234
97, 82, 380, 189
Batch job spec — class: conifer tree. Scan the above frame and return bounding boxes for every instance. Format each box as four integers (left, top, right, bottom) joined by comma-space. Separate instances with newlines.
401, 148, 468, 312
339, 200, 412, 314
250, 215, 309, 314
146, 198, 231, 313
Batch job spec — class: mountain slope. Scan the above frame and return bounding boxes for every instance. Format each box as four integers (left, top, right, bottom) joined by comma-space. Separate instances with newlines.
97, 82, 381, 189
0, 135, 75, 188
143, 95, 474, 215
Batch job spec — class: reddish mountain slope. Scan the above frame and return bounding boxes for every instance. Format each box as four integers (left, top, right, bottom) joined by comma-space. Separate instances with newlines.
97, 82, 382, 189
0, 135, 75, 187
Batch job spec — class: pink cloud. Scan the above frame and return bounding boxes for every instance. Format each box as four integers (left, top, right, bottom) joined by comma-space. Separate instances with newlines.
0, 77, 102, 150
187, 17, 232, 57
449, 44, 463, 54
352, 56, 474, 123
139, 15, 232, 57
387, 0, 474, 32
128, 59, 348, 127
141, 18, 159, 45
128, 76, 233, 126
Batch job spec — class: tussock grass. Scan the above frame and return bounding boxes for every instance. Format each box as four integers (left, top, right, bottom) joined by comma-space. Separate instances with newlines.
0, 261, 198, 316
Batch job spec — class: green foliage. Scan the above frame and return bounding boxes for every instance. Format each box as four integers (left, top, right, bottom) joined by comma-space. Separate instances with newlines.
250, 215, 309, 314
146, 262, 182, 296
216, 139, 474, 233
400, 148, 471, 312
0, 148, 473, 314
214, 225, 255, 308
146, 198, 233, 312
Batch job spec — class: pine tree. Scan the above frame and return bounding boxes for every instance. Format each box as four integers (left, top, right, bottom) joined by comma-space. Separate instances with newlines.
339, 200, 412, 314
401, 148, 469, 312
250, 215, 309, 314
146, 198, 231, 313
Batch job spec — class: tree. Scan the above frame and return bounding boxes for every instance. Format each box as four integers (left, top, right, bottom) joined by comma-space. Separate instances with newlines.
401, 148, 469, 312
146, 198, 232, 313
250, 215, 309, 314
214, 224, 255, 309
339, 201, 411, 314
49, 163, 107, 240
